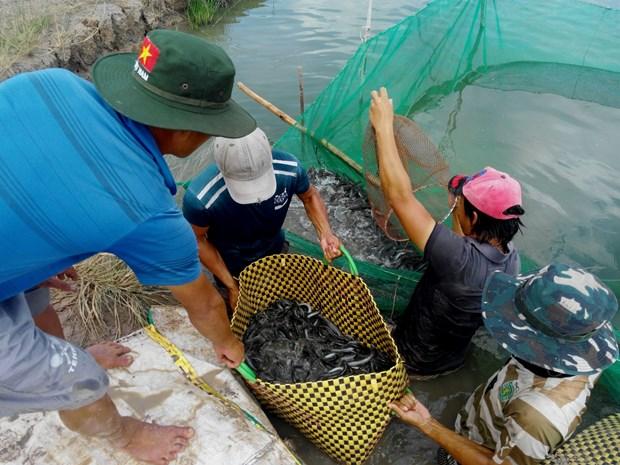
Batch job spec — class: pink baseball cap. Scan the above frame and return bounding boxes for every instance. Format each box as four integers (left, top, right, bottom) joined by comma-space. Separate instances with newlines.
461, 167, 522, 220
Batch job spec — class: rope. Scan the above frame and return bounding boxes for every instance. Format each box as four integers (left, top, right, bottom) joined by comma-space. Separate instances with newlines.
144, 311, 303, 465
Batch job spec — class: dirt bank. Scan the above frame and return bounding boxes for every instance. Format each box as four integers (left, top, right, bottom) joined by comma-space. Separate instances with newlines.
0, 0, 232, 80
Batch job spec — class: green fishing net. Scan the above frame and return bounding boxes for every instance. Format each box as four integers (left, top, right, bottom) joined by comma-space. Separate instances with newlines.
275, 0, 620, 400
275, 0, 620, 307
600, 330, 620, 404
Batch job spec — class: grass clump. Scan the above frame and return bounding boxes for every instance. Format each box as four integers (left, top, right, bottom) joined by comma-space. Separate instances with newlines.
0, 1, 50, 77
53, 253, 176, 343
187, 0, 219, 28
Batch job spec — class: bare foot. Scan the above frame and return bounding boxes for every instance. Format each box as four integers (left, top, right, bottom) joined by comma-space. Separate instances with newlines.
87, 341, 134, 370
119, 417, 194, 465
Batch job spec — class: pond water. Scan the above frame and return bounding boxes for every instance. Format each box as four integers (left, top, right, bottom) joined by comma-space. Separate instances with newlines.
413, 62, 620, 331
195, 0, 429, 140
391, 63, 620, 463
165, 1, 620, 464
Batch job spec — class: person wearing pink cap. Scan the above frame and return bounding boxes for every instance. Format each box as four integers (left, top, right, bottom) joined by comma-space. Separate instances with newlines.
369, 87, 525, 378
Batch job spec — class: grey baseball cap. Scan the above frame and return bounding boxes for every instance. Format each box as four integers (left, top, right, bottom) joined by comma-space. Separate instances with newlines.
214, 128, 276, 204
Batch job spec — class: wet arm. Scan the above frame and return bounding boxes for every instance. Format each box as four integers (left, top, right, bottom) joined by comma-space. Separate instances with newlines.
191, 224, 236, 290
298, 186, 334, 241
370, 88, 436, 251
391, 393, 508, 465
418, 419, 502, 465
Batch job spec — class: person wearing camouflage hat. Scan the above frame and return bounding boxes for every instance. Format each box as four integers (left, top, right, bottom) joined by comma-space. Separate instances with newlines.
0, 29, 255, 464
389, 263, 618, 465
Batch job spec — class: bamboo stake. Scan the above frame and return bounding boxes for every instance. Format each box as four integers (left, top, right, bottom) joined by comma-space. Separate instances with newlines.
297, 66, 305, 119
237, 81, 376, 185
297, 66, 306, 153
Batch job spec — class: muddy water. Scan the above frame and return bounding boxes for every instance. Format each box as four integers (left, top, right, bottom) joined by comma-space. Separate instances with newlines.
163, 2, 620, 464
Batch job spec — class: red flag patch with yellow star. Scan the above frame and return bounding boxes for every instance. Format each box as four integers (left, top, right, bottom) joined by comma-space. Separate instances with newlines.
138, 36, 160, 73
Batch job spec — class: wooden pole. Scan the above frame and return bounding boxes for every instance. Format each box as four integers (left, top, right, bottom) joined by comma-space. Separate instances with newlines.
297, 66, 305, 119
237, 82, 375, 184
297, 66, 306, 152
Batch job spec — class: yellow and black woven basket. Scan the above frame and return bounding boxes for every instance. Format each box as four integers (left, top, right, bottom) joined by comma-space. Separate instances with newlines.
542, 413, 620, 465
231, 253, 408, 465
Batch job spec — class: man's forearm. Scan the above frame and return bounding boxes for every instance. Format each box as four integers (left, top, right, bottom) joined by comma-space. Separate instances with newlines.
197, 237, 236, 289
375, 126, 413, 204
301, 187, 333, 238
418, 419, 496, 465
185, 299, 232, 347
169, 274, 235, 347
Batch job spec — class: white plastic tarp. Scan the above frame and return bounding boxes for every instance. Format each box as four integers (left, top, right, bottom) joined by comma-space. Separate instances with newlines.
0, 307, 297, 465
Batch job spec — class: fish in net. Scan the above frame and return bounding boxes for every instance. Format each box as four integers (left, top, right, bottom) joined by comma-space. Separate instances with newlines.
362, 115, 453, 242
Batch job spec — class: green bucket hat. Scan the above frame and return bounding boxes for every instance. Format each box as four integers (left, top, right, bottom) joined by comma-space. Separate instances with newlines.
92, 29, 256, 138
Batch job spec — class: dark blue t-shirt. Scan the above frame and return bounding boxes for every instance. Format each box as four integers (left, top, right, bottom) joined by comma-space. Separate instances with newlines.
182, 150, 310, 276
0, 69, 200, 300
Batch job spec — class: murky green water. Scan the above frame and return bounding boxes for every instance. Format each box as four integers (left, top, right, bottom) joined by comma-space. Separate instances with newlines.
413, 63, 620, 329
170, 2, 620, 464
193, 0, 428, 140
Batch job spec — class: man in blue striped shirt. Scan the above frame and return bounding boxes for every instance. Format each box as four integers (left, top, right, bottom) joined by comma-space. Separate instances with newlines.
183, 128, 342, 309
1, 30, 254, 464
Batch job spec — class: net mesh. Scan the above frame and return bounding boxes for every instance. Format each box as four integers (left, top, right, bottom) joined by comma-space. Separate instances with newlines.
273, 0, 620, 399
274, 0, 620, 308
362, 115, 450, 241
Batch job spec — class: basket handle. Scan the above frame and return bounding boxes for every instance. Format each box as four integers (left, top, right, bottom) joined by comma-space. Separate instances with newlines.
323, 245, 359, 276
236, 361, 257, 384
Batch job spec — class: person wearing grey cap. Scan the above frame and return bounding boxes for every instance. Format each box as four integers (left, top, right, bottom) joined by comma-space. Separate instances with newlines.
183, 127, 342, 309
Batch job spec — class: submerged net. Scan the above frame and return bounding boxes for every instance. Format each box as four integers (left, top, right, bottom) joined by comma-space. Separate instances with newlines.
274, 0, 620, 400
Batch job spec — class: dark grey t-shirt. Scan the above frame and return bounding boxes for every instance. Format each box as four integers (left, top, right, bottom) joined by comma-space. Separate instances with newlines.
394, 223, 520, 375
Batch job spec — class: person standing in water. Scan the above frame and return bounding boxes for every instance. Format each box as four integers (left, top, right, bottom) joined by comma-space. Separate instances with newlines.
369, 87, 525, 378
390, 264, 618, 465
183, 127, 342, 310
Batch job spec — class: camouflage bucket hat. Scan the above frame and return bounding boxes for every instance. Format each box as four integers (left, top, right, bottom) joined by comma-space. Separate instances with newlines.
482, 263, 619, 375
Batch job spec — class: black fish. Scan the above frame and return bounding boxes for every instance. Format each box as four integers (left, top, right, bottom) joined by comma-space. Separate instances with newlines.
243, 299, 394, 383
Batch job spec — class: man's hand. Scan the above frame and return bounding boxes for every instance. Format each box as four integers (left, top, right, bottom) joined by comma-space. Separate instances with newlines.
39, 266, 78, 292
389, 393, 432, 429
169, 274, 245, 369
320, 232, 343, 262
214, 336, 244, 368
390, 392, 499, 465
369, 87, 395, 134
228, 282, 240, 311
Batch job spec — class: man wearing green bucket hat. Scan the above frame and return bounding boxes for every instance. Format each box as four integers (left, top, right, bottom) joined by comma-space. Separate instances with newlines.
390, 263, 618, 465
0, 29, 255, 464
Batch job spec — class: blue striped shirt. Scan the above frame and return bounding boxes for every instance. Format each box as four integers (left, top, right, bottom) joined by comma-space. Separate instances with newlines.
0, 69, 200, 300
182, 150, 310, 276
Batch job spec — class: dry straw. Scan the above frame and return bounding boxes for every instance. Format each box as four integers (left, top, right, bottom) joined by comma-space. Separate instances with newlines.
53, 253, 176, 343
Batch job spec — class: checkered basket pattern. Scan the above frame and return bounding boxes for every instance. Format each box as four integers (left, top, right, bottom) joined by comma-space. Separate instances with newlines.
231, 253, 408, 465
542, 413, 620, 465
